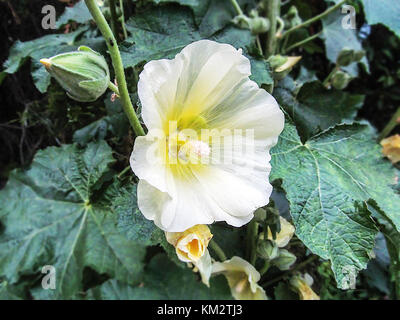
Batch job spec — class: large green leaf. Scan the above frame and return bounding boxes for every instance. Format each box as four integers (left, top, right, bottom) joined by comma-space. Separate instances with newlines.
321, 11, 369, 76
56, 0, 92, 28
73, 93, 130, 145
270, 119, 400, 288
120, 5, 272, 86
361, 0, 400, 37
86, 254, 232, 299
0, 141, 146, 299
274, 77, 364, 141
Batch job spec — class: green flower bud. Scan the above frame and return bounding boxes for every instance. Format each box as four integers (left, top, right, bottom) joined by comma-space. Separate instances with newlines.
272, 249, 296, 271
254, 208, 267, 223
257, 240, 279, 261
331, 70, 352, 90
336, 48, 355, 67
267, 55, 288, 71
353, 50, 365, 62
40, 46, 110, 102
249, 17, 270, 35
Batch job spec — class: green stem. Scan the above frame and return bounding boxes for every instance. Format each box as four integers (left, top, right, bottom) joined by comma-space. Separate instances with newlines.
230, 0, 243, 15
378, 107, 400, 141
256, 36, 263, 55
210, 240, 227, 261
118, 165, 131, 178
108, 81, 120, 95
85, 0, 145, 137
260, 261, 270, 276
281, 0, 345, 39
323, 65, 339, 87
246, 219, 259, 265
283, 31, 322, 53
119, 0, 128, 40
265, 0, 280, 57
109, 0, 118, 40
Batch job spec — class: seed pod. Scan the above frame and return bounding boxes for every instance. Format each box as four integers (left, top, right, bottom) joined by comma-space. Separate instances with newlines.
272, 249, 296, 271
336, 48, 355, 67
257, 240, 279, 261
40, 46, 110, 102
331, 70, 352, 90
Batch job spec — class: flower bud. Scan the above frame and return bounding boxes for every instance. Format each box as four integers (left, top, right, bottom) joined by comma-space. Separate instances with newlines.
336, 48, 355, 67
257, 240, 279, 261
331, 70, 352, 90
268, 55, 302, 81
353, 50, 365, 62
249, 17, 270, 35
272, 249, 296, 270
40, 46, 110, 102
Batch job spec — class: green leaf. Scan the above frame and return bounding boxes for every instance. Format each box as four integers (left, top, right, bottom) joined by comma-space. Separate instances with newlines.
56, 0, 92, 28
86, 254, 232, 299
361, 0, 400, 37
321, 11, 369, 76
274, 77, 364, 141
73, 94, 130, 145
120, 5, 272, 86
269, 119, 400, 288
0, 141, 146, 299
210, 224, 246, 259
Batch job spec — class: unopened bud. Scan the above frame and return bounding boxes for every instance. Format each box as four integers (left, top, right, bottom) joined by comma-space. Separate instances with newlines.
272, 249, 296, 271
331, 70, 352, 90
336, 48, 355, 67
257, 240, 279, 261
40, 46, 110, 102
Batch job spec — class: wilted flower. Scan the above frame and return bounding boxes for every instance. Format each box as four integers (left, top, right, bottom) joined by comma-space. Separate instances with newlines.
165, 224, 213, 286
290, 273, 320, 300
267, 216, 295, 248
212, 256, 267, 300
381, 134, 400, 164
40, 46, 110, 102
130, 40, 284, 232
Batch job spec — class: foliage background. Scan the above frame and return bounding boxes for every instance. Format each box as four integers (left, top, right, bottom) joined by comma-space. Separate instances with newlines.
0, 0, 399, 300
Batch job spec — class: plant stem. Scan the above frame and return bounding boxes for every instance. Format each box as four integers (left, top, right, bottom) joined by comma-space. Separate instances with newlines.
260, 261, 270, 276
323, 65, 339, 87
210, 240, 227, 261
265, 0, 280, 57
246, 219, 259, 265
108, 81, 120, 95
109, 0, 118, 40
281, 0, 345, 39
85, 0, 145, 137
256, 36, 263, 55
283, 31, 322, 53
378, 107, 400, 141
119, 0, 128, 40
230, 0, 243, 15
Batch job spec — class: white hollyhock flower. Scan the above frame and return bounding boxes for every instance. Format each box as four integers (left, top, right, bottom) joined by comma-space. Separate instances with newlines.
165, 224, 213, 286
212, 256, 267, 300
130, 40, 284, 232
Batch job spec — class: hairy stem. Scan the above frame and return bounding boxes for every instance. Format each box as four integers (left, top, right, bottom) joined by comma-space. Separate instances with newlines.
230, 0, 243, 15
119, 0, 128, 40
265, 0, 280, 57
210, 240, 227, 261
281, 0, 345, 39
108, 81, 120, 95
109, 0, 118, 40
283, 31, 322, 53
85, 0, 145, 136
378, 107, 400, 141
